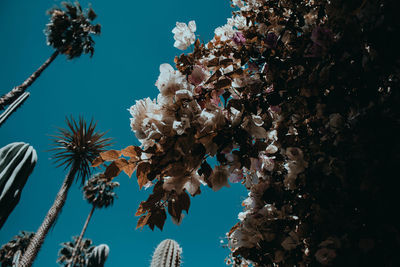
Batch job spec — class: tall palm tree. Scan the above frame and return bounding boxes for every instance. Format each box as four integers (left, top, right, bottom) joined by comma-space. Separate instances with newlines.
0, 231, 34, 267
18, 117, 111, 267
0, 2, 101, 126
68, 173, 119, 267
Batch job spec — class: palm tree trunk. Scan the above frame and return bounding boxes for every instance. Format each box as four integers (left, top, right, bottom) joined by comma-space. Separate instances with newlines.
0, 51, 59, 111
18, 165, 78, 267
68, 205, 96, 267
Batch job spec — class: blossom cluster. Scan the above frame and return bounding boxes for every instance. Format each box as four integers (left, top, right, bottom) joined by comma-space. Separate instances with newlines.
97, 0, 400, 266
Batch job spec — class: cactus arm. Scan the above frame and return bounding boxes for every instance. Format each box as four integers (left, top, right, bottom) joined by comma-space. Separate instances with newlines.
0, 142, 37, 229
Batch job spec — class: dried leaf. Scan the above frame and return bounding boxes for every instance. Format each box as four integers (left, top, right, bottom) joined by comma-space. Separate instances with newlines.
114, 158, 128, 168
225, 68, 244, 79
219, 58, 233, 68
209, 165, 230, 191
149, 208, 167, 231
91, 156, 104, 167
100, 150, 121, 161
207, 57, 219, 67
205, 69, 222, 84
104, 161, 121, 179
135, 202, 146, 216
121, 145, 142, 159
142, 182, 165, 210
199, 161, 213, 179
168, 200, 181, 219
214, 78, 232, 89
136, 162, 151, 189
136, 213, 151, 229
167, 191, 191, 221
179, 191, 190, 213
123, 162, 136, 178
194, 38, 200, 49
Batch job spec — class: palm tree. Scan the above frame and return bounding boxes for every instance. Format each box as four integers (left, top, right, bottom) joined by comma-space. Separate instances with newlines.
0, 2, 101, 126
58, 237, 95, 267
0, 231, 34, 267
68, 173, 119, 267
18, 117, 111, 267
58, 238, 110, 267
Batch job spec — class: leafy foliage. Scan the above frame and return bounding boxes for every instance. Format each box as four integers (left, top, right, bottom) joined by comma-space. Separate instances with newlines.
95, 0, 400, 266
50, 116, 111, 184
45, 1, 101, 59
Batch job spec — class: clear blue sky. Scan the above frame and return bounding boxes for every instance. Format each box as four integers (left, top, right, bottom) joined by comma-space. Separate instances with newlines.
0, 0, 247, 266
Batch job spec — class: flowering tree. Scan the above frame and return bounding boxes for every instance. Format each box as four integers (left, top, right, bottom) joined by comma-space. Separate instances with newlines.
94, 0, 400, 266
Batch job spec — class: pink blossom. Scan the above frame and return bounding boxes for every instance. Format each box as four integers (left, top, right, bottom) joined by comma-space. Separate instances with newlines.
229, 169, 244, 183
188, 65, 209, 86
232, 31, 246, 45
270, 105, 281, 113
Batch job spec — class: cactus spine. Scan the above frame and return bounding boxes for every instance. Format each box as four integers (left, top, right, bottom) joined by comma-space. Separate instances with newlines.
150, 239, 182, 267
0, 142, 37, 229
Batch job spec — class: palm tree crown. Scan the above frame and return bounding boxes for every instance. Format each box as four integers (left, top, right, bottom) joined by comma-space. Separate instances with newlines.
50, 117, 112, 185
58, 237, 94, 267
0, 231, 34, 266
46, 2, 101, 59
83, 173, 119, 209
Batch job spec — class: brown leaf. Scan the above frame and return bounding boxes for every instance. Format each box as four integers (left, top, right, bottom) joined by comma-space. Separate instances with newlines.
167, 191, 190, 221
149, 208, 167, 231
179, 191, 190, 213
123, 162, 136, 178
142, 182, 165, 210
168, 200, 181, 219
194, 38, 200, 49
121, 145, 142, 159
114, 158, 136, 177
114, 158, 128, 168
100, 150, 121, 161
136, 162, 151, 189
135, 202, 146, 216
104, 161, 121, 179
209, 165, 230, 191
91, 156, 104, 167
214, 78, 232, 89
227, 99, 243, 111
199, 161, 213, 179
136, 213, 151, 229
207, 57, 219, 67
219, 58, 233, 68
225, 68, 244, 79
205, 69, 222, 84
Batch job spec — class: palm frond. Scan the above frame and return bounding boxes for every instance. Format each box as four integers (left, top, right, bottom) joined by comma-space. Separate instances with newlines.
83, 173, 119, 208
49, 116, 112, 185
57, 236, 95, 267
0, 231, 35, 266
45, 1, 101, 59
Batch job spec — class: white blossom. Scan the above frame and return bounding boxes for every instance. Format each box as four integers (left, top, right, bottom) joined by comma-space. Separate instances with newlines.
129, 98, 164, 148
172, 20, 196, 50
155, 63, 188, 100
228, 15, 248, 30
215, 24, 236, 42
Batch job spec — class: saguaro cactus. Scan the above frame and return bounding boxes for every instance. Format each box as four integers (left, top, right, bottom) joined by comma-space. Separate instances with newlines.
87, 244, 109, 267
150, 239, 182, 267
0, 142, 37, 229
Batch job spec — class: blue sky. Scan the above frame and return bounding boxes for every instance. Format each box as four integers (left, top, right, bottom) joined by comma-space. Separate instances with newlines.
0, 0, 248, 266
